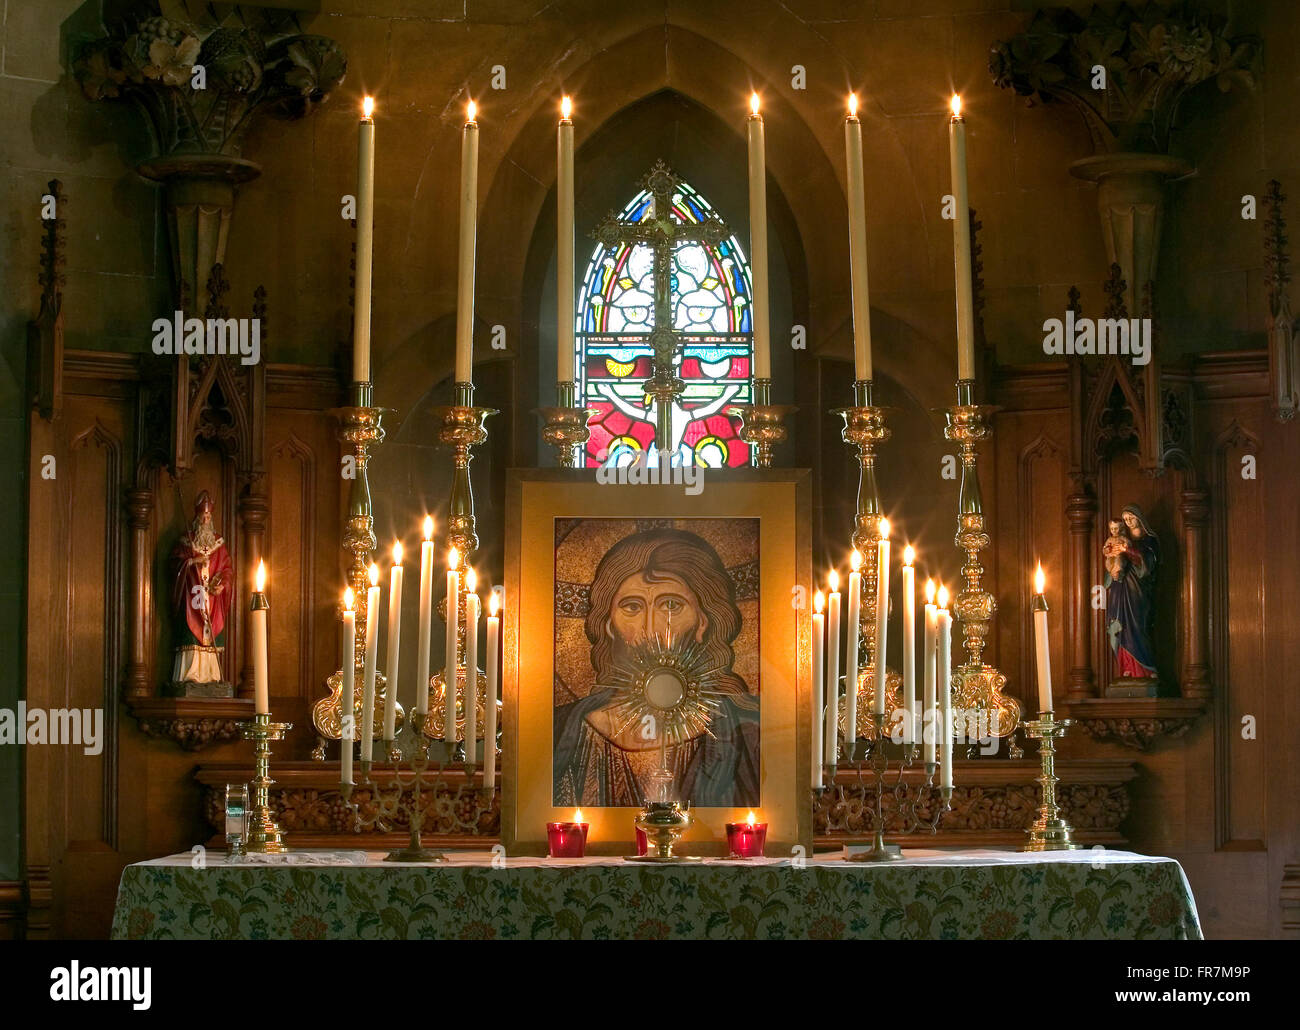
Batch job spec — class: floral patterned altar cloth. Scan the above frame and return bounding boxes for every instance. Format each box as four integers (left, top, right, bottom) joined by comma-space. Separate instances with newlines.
112, 847, 1201, 940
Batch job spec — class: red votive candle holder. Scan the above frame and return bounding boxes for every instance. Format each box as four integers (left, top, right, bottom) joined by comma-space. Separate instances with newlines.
725, 818, 768, 858
546, 821, 589, 858
635, 828, 649, 856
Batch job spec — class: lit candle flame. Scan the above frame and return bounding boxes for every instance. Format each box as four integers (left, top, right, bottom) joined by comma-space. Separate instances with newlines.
465, 566, 477, 593
466, 99, 477, 123
814, 590, 825, 614
879, 516, 891, 540
1034, 562, 1046, 595
847, 92, 858, 118
925, 578, 936, 603
950, 94, 962, 118
255, 560, 266, 593
343, 587, 355, 611
489, 590, 500, 617
750, 92, 760, 117
392, 540, 403, 565
937, 583, 950, 609
850, 548, 863, 572
561, 95, 572, 120
423, 515, 434, 541
362, 95, 375, 119
574, 808, 584, 824
746, 810, 756, 826
903, 544, 915, 567
448, 545, 460, 570
828, 568, 840, 592
368, 562, 380, 588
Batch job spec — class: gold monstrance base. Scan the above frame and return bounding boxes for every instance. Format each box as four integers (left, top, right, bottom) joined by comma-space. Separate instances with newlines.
1021, 712, 1080, 851
626, 801, 701, 863
241, 713, 291, 853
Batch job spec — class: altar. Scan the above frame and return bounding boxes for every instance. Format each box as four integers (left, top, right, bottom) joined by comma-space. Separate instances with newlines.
111, 849, 1201, 941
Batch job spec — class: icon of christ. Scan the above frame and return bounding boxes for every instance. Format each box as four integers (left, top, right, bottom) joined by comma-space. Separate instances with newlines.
553, 525, 759, 808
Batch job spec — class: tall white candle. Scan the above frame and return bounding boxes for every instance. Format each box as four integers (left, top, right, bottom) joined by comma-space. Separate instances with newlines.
873, 518, 891, 715
844, 549, 862, 747
455, 101, 480, 385
1033, 563, 1054, 714
340, 588, 355, 787
384, 541, 403, 741
746, 93, 771, 380
923, 579, 937, 765
464, 568, 480, 768
485, 589, 500, 789
901, 546, 916, 746
811, 590, 825, 788
352, 98, 376, 384
557, 97, 576, 385
251, 560, 270, 716
844, 93, 872, 381
938, 584, 953, 789
416, 517, 435, 716
825, 571, 841, 762
444, 547, 460, 744
361, 564, 380, 763
949, 95, 975, 382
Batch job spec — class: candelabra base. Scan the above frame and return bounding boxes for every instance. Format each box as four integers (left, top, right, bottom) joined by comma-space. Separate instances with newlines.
843, 832, 904, 863
383, 843, 447, 863
1021, 821, 1081, 852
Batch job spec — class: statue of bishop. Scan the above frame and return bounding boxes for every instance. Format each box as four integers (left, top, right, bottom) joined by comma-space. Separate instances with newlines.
168, 491, 234, 695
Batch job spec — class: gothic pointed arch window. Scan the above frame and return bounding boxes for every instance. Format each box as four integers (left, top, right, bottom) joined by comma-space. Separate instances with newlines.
576, 178, 753, 468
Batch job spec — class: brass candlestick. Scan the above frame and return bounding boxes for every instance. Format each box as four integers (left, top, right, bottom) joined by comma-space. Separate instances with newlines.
313, 383, 403, 760
942, 380, 1020, 739
240, 712, 292, 853
1021, 711, 1079, 851
425, 383, 495, 759
833, 380, 891, 760
841, 713, 952, 862
730, 377, 796, 468
536, 379, 596, 468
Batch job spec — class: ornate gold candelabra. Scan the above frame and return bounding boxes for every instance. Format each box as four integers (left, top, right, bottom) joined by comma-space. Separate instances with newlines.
943, 379, 1020, 740
240, 712, 292, 853
426, 382, 496, 759
341, 711, 497, 862
839, 713, 952, 862
730, 377, 796, 469
627, 801, 699, 863
536, 379, 595, 468
1021, 711, 1079, 851
313, 382, 403, 760
833, 380, 891, 762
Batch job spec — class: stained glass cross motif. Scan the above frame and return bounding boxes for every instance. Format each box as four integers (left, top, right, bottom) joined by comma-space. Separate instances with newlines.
581, 164, 754, 468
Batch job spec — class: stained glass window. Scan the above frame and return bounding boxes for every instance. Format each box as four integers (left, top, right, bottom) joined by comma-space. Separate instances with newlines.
576, 179, 753, 468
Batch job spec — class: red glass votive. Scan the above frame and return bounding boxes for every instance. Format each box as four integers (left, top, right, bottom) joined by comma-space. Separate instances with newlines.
725, 820, 768, 858
546, 821, 589, 858
635, 828, 648, 856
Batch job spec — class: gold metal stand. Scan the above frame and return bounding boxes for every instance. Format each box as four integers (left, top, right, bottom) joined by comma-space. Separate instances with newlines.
626, 801, 701, 863
1021, 711, 1080, 851
833, 380, 891, 759
841, 713, 952, 862
730, 377, 796, 469
342, 712, 451, 862
426, 383, 495, 758
536, 379, 595, 468
313, 382, 402, 759
943, 379, 1020, 739
240, 712, 292, 853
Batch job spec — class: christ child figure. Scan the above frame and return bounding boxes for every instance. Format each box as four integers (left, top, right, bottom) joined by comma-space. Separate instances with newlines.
1102, 518, 1129, 582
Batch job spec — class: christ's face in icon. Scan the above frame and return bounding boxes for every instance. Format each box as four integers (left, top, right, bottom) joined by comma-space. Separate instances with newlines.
610, 572, 705, 649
